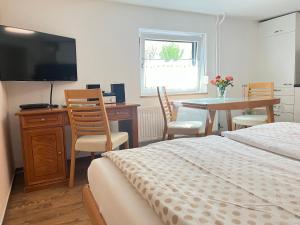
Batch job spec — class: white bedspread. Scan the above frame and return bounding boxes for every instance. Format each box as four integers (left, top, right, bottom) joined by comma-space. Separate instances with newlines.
104, 135, 300, 225
222, 122, 300, 160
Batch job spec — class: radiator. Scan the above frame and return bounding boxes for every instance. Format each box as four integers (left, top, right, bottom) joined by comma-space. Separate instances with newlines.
138, 106, 164, 143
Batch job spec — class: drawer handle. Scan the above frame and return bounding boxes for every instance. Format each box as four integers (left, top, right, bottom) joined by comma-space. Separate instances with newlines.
274, 89, 281, 92
40, 118, 46, 121
274, 113, 280, 116
274, 29, 283, 33
283, 83, 292, 86
58, 152, 62, 155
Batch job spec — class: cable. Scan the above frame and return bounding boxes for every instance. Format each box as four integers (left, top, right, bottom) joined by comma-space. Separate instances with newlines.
215, 13, 226, 75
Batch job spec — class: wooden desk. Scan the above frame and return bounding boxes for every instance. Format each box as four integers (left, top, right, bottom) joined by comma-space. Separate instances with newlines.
173, 97, 280, 136
16, 103, 140, 191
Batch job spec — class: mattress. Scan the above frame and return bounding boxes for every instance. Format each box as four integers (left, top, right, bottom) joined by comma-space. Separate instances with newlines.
87, 158, 164, 225
103, 135, 300, 225
88, 122, 300, 225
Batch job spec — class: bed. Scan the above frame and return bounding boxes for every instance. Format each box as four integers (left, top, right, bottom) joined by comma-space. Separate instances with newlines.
83, 122, 300, 225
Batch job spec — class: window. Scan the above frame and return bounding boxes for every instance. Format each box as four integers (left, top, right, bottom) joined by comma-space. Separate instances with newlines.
140, 29, 208, 96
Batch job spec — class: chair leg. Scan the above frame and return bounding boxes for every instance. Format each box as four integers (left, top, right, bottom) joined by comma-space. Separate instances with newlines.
233, 123, 236, 130
167, 134, 174, 140
162, 128, 167, 141
124, 140, 129, 149
162, 133, 166, 141
91, 152, 95, 160
69, 142, 76, 188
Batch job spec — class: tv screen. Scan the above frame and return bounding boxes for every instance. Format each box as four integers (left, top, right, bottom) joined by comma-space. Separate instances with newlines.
0, 25, 77, 81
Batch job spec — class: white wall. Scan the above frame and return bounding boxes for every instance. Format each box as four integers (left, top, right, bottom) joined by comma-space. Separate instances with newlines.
220, 18, 259, 97
0, 82, 14, 223
0, 0, 259, 167
0, 7, 14, 223
218, 18, 259, 129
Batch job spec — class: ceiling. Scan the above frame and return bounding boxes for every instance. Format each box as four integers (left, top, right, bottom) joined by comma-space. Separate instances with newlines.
105, 0, 300, 21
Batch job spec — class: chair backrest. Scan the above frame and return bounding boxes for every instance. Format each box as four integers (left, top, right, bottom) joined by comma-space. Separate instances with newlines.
64, 89, 112, 149
157, 86, 173, 125
246, 82, 274, 98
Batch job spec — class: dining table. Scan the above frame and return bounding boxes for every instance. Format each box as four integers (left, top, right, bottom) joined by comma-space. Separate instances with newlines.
173, 97, 280, 135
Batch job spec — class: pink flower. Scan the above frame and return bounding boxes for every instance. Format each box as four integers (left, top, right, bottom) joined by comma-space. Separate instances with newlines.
215, 75, 221, 80
225, 75, 233, 81
210, 79, 217, 85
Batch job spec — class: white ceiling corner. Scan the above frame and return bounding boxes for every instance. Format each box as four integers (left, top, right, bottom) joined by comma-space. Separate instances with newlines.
105, 0, 300, 21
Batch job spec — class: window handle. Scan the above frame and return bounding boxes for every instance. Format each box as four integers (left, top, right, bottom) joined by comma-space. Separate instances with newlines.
141, 58, 145, 69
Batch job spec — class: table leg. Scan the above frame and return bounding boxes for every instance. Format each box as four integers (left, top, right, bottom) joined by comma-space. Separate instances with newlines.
118, 108, 139, 148
226, 110, 233, 131
131, 109, 139, 147
266, 105, 275, 123
205, 110, 216, 136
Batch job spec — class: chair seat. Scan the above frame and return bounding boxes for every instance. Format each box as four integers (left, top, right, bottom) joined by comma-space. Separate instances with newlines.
167, 121, 203, 135
233, 114, 267, 126
75, 132, 128, 152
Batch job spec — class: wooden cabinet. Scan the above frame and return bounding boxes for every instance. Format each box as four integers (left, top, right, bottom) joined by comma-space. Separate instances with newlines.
16, 104, 140, 191
17, 112, 67, 192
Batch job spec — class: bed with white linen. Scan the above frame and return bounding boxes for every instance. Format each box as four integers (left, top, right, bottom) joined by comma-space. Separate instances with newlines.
85, 122, 300, 225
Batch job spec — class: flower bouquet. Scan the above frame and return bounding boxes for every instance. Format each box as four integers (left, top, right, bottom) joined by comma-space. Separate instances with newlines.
210, 75, 234, 98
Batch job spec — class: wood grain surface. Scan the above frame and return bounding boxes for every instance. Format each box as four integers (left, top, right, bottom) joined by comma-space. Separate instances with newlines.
3, 158, 92, 225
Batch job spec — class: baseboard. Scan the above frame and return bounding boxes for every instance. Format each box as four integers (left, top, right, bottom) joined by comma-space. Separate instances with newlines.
0, 172, 15, 224
140, 139, 161, 146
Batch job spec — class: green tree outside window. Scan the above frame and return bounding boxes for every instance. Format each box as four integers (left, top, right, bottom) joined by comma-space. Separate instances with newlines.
159, 43, 184, 61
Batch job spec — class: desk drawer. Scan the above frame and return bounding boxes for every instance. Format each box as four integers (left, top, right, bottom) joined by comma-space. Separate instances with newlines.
274, 86, 294, 96
21, 113, 64, 128
107, 108, 131, 120
274, 104, 294, 113
275, 95, 295, 105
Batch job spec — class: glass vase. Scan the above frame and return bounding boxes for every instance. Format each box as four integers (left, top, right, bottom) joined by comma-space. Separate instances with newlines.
217, 86, 227, 98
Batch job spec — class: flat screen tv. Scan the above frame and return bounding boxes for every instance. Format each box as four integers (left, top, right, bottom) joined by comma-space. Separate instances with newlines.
0, 25, 77, 81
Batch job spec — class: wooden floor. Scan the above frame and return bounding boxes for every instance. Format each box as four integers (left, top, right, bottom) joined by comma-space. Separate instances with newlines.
3, 158, 92, 225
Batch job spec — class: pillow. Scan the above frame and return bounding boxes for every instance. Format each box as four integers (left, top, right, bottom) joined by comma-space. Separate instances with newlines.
222, 122, 300, 160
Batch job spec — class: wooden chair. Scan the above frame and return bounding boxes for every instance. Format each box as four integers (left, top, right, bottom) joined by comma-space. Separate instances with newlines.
232, 82, 274, 129
65, 89, 129, 187
157, 86, 203, 140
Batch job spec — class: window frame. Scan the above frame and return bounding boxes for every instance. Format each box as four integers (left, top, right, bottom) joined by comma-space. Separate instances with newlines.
139, 28, 207, 96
